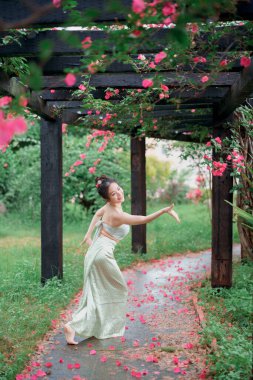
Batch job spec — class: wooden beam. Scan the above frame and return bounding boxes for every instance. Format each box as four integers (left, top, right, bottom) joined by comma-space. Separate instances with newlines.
0, 0, 132, 30
0, 24, 251, 56
214, 60, 253, 123
30, 55, 244, 75
0, 0, 252, 30
41, 117, 63, 284
47, 100, 212, 110
39, 86, 229, 102
0, 73, 56, 120
40, 72, 239, 89
211, 127, 233, 288
131, 136, 146, 253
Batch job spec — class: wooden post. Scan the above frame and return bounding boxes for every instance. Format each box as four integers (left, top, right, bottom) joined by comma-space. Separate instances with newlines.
131, 136, 147, 253
41, 117, 63, 284
211, 127, 233, 288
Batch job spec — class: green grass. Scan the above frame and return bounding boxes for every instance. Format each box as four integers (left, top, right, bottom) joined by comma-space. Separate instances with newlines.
197, 262, 253, 380
0, 202, 240, 379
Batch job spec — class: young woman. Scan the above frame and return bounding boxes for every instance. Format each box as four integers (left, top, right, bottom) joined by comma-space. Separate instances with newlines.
64, 175, 180, 344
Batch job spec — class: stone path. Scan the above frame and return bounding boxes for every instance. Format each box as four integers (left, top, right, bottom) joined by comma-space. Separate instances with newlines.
17, 245, 240, 380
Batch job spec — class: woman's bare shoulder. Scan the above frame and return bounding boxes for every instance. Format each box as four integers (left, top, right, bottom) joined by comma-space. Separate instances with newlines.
95, 205, 107, 218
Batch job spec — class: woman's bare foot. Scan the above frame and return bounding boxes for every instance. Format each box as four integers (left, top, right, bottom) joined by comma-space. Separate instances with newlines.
64, 324, 78, 345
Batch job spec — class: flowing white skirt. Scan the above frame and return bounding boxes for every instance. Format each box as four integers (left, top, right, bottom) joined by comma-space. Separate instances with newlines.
67, 235, 128, 339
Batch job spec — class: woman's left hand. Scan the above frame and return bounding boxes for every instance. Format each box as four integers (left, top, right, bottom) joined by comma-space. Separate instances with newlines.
164, 204, 181, 223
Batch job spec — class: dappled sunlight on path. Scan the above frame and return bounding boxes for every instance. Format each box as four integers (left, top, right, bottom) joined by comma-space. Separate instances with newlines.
17, 246, 240, 380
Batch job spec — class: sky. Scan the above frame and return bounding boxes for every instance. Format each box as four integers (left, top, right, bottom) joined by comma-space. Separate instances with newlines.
146, 138, 199, 187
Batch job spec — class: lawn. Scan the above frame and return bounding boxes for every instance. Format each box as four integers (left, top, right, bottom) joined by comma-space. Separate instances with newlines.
197, 261, 253, 379
0, 202, 239, 379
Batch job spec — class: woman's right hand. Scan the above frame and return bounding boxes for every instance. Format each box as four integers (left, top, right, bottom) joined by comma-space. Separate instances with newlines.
79, 236, 93, 247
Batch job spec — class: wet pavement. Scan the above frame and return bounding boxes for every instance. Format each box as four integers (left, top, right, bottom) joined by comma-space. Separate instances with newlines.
18, 245, 240, 380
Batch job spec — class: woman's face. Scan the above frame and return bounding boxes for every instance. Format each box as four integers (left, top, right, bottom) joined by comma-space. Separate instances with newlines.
107, 182, 124, 204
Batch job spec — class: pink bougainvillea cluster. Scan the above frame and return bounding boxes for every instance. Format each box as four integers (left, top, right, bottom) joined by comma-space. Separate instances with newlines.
203, 137, 245, 177
0, 96, 28, 151
186, 174, 205, 204
64, 129, 115, 177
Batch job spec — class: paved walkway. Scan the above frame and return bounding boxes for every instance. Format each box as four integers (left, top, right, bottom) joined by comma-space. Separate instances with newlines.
18, 245, 240, 380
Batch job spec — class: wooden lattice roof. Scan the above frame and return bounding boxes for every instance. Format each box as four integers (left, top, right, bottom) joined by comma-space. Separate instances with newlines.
0, 1, 253, 141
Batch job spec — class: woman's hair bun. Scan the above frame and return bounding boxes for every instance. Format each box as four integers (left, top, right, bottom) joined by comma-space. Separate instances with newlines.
95, 175, 117, 200
95, 175, 108, 184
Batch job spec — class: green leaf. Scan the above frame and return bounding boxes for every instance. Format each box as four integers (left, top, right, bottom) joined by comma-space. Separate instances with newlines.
168, 27, 190, 48
39, 39, 54, 62
27, 62, 42, 91
225, 201, 253, 226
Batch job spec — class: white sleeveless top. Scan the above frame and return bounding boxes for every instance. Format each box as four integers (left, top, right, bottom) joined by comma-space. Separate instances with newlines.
95, 219, 130, 241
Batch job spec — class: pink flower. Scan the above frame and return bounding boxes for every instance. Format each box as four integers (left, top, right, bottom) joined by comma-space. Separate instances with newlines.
146, 354, 158, 363
35, 369, 47, 377
100, 355, 107, 362
67, 363, 74, 369
162, 2, 177, 16
201, 75, 209, 83
88, 62, 97, 74
90, 349, 97, 355
161, 84, 169, 92
212, 161, 227, 176
64, 73, 76, 87
163, 17, 172, 25
74, 363, 81, 369
81, 36, 92, 49
132, 0, 146, 14
220, 59, 228, 66
240, 56, 251, 68
173, 356, 179, 364
73, 160, 83, 166
206, 141, 211, 147
183, 342, 194, 349
149, 61, 156, 69
116, 360, 122, 366
44, 362, 53, 367
80, 153, 86, 159
131, 30, 141, 37
189, 23, 199, 33
174, 367, 181, 373
214, 137, 222, 144
0, 96, 12, 107
19, 96, 28, 107
105, 91, 114, 100
193, 56, 206, 63
154, 51, 167, 64
138, 54, 146, 60
50, 89, 55, 93
142, 79, 153, 88
62, 123, 67, 133
52, 0, 61, 8
89, 166, 96, 174
78, 84, 86, 91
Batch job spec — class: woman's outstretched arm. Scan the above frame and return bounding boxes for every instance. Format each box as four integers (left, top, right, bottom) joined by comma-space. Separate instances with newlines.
114, 204, 180, 226
80, 205, 106, 246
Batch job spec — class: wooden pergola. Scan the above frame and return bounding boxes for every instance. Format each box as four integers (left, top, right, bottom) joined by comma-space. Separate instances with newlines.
1, 0, 253, 287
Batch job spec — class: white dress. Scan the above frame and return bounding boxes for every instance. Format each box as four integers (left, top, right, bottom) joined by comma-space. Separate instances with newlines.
67, 220, 130, 339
